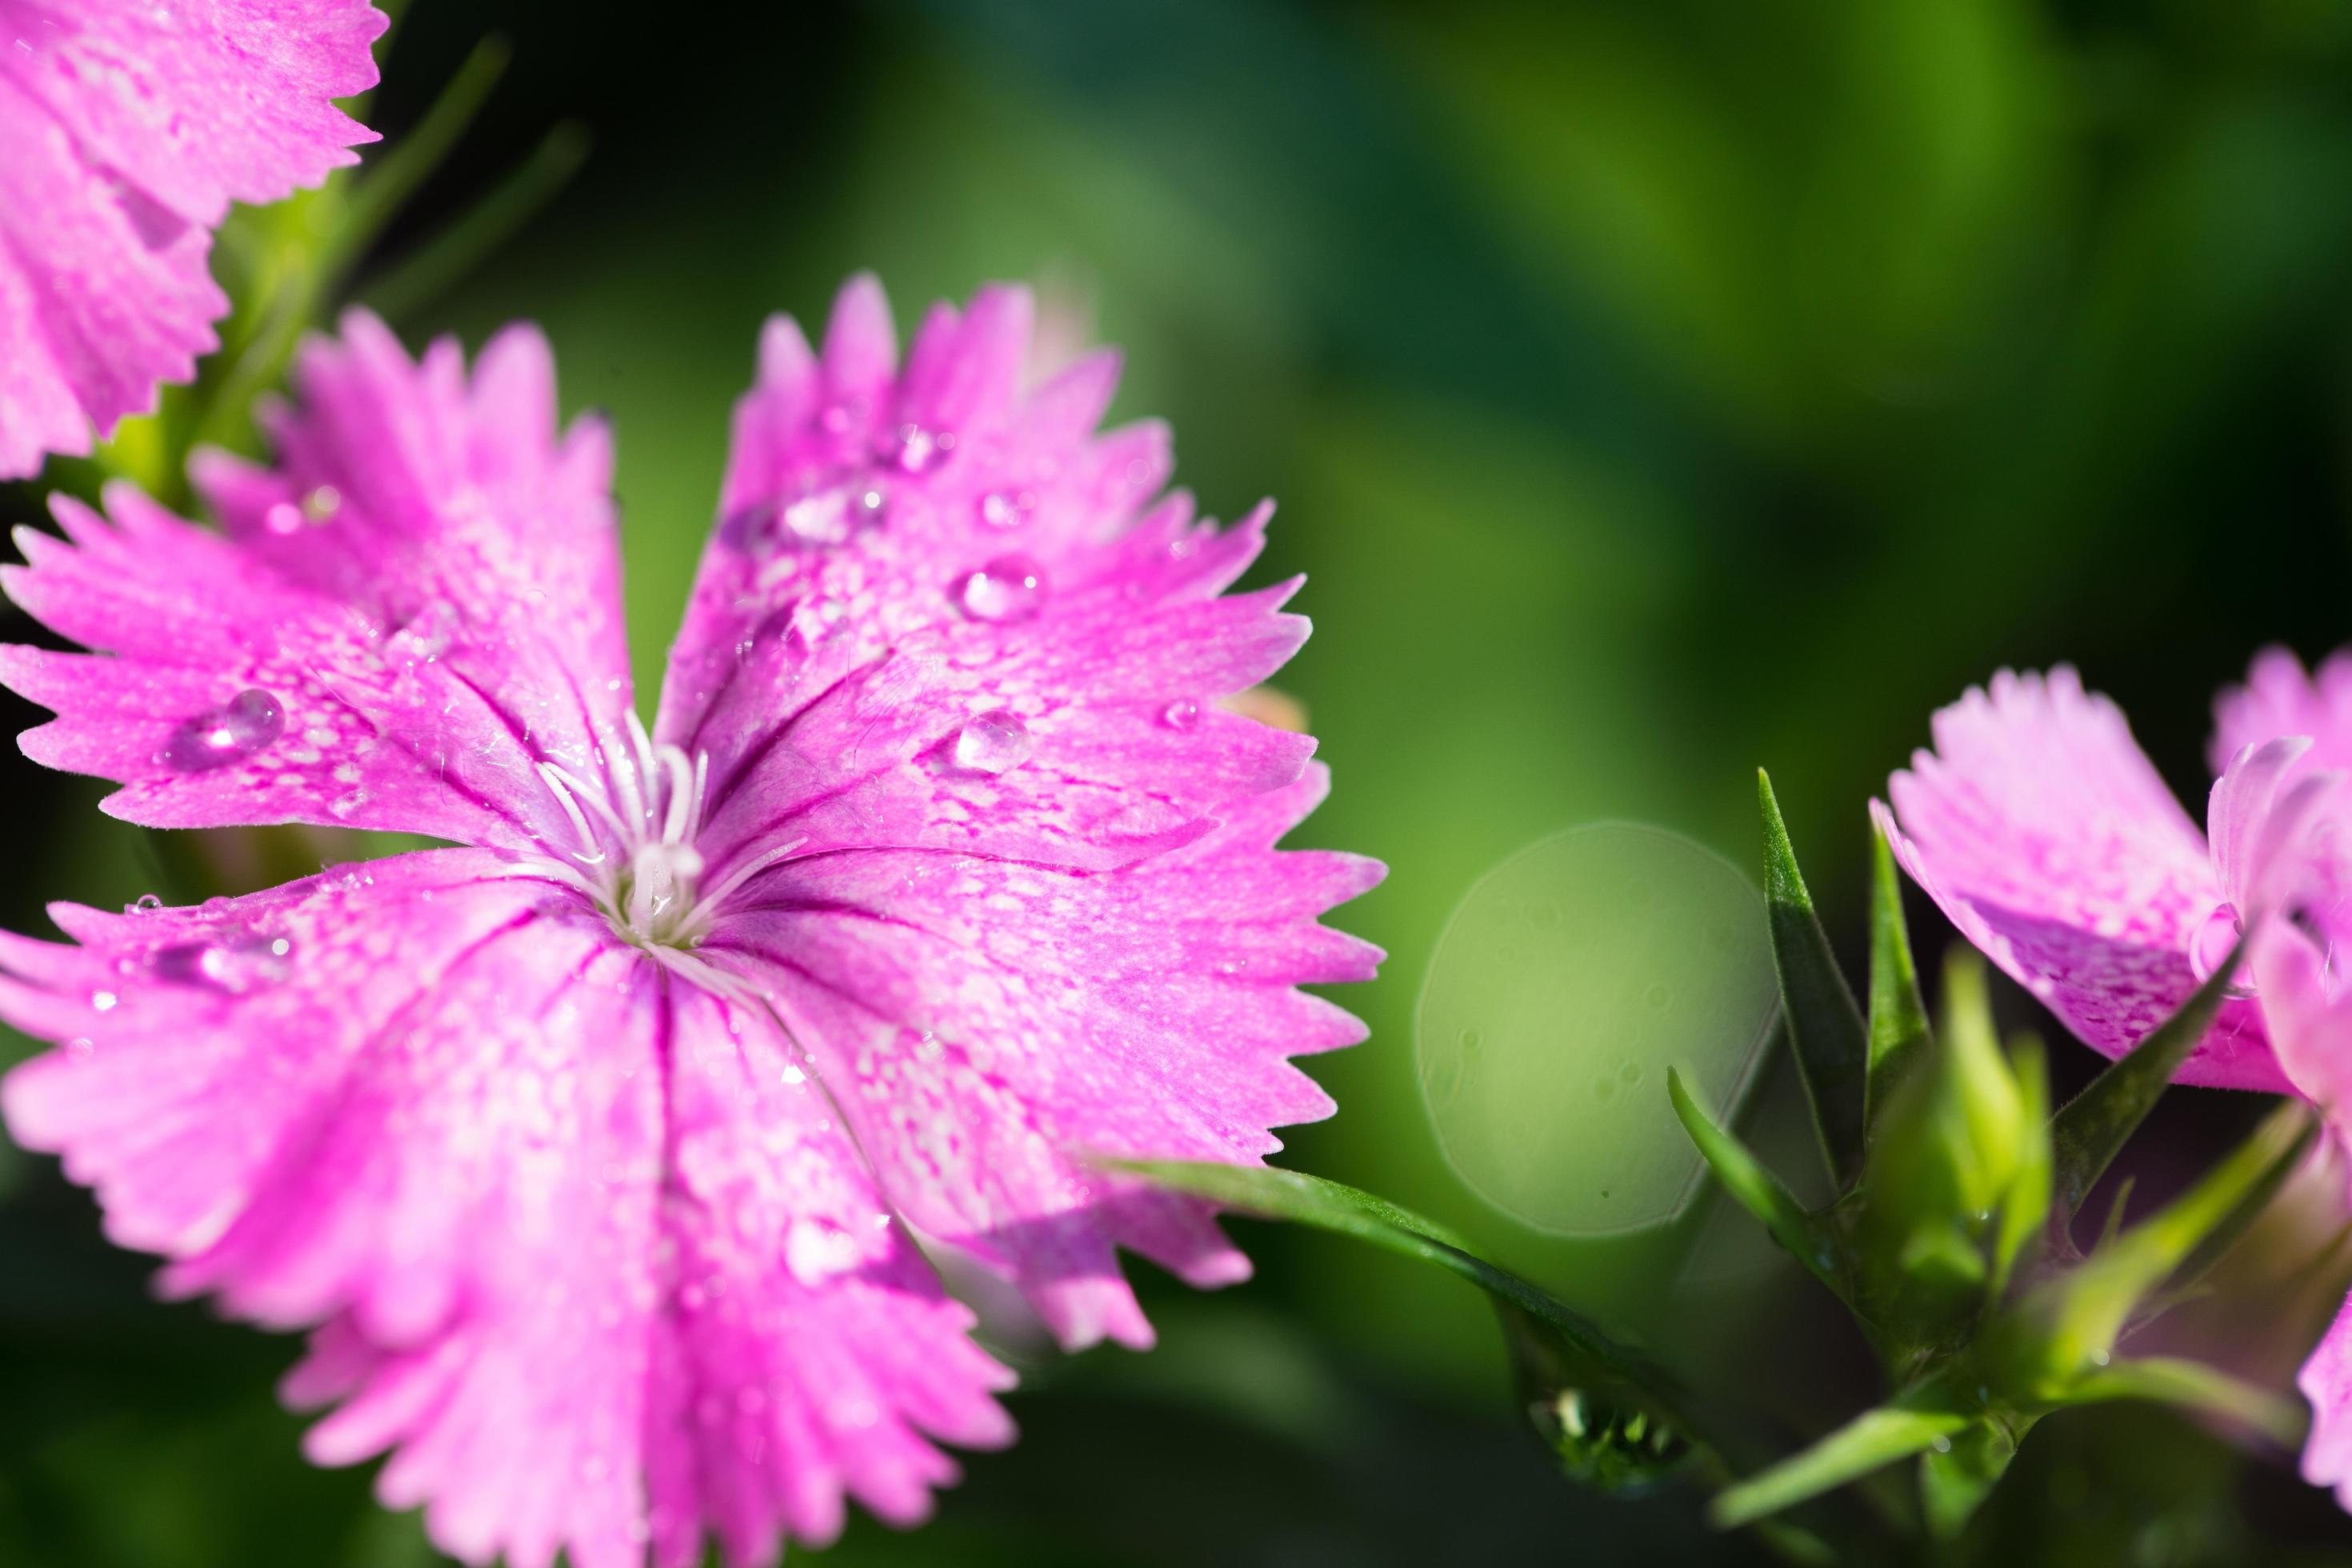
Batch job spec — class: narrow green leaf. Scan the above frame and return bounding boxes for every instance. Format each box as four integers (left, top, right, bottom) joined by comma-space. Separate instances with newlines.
1934, 953, 2026, 1218
1989, 1034, 2050, 1300
194, 35, 516, 455
1897, 1223, 1987, 1293
2096, 1178, 2138, 1254
1998, 1102, 2318, 1392
2048, 938, 2245, 1222
1758, 772, 1870, 1189
2162, 1106, 2322, 1306
1669, 1068, 1841, 1292
1865, 823, 1931, 1126
1710, 1387, 1971, 1530
2066, 1356, 2306, 1447
1104, 1158, 1701, 1431
362, 121, 594, 325
1918, 1420, 2021, 1539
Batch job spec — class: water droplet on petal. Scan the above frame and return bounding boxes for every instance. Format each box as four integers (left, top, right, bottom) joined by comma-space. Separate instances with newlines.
162, 689, 284, 772
953, 710, 1033, 774
392, 601, 458, 664
781, 490, 854, 546
885, 424, 951, 474
90, 990, 118, 1012
1160, 699, 1200, 730
955, 554, 1046, 622
131, 894, 163, 913
978, 490, 1034, 530
151, 934, 290, 994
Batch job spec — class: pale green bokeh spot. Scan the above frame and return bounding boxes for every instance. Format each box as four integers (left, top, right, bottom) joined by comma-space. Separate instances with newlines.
1417, 822, 1778, 1236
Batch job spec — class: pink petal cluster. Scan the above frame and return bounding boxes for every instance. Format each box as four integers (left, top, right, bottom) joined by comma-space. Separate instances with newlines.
1877, 652, 2352, 1510
0, 278, 1383, 1566
0, 0, 385, 478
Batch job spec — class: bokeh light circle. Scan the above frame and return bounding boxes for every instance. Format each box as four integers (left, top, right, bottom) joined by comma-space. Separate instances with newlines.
1417, 822, 1779, 1236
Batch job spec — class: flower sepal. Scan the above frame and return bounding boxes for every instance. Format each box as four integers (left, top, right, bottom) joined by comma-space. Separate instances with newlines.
1679, 780, 2319, 1538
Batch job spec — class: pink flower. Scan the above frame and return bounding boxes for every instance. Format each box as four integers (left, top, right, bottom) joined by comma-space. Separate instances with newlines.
1876, 652, 2352, 1510
0, 0, 386, 479
0, 278, 1383, 1566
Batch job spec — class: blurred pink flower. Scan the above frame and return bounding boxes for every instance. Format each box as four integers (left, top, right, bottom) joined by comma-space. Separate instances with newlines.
0, 0, 385, 478
1878, 651, 2352, 1514
0, 278, 1382, 1567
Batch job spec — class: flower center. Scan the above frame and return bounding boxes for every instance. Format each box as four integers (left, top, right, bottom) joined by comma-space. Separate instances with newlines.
515, 711, 797, 953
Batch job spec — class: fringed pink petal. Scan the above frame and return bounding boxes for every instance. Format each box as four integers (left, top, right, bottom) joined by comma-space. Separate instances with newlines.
2211, 646, 2352, 781
1879, 666, 2284, 1090
704, 765, 1382, 1350
0, 0, 385, 477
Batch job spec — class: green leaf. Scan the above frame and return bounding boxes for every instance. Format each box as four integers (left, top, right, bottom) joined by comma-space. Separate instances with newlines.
1103, 1159, 1702, 1433
1758, 772, 1870, 1190
192, 35, 516, 457
1931, 953, 2026, 1219
1710, 1386, 1972, 1530
2047, 938, 2245, 1222
1918, 1420, 2021, 1539
2159, 1103, 2322, 1308
1865, 823, 1931, 1126
1989, 1034, 2050, 1300
362, 120, 594, 325
2066, 1356, 2306, 1447
1669, 1068, 1841, 1292
1998, 1102, 2318, 1394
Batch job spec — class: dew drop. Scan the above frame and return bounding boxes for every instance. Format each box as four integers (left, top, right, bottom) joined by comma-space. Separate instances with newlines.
90, 990, 118, 1012
955, 554, 1046, 622
885, 424, 951, 474
392, 601, 458, 663
978, 490, 1034, 530
162, 689, 284, 772
1461, 1029, 1482, 1051
1645, 982, 1670, 1010
151, 934, 291, 994
731, 482, 886, 555
131, 894, 163, 913
781, 490, 854, 546
1160, 699, 1200, 730
953, 710, 1033, 774
66, 1037, 94, 1058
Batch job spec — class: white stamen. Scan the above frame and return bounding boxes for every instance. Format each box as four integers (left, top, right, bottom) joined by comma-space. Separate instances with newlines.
537, 763, 602, 859
511, 719, 794, 952
661, 744, 698, 846
693, 836, 808, 915
542, 760, 633, 846
624, 710, 661, 827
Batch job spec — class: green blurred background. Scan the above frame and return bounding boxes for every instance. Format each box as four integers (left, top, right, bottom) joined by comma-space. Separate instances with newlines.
13, 0, 2352, 1561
